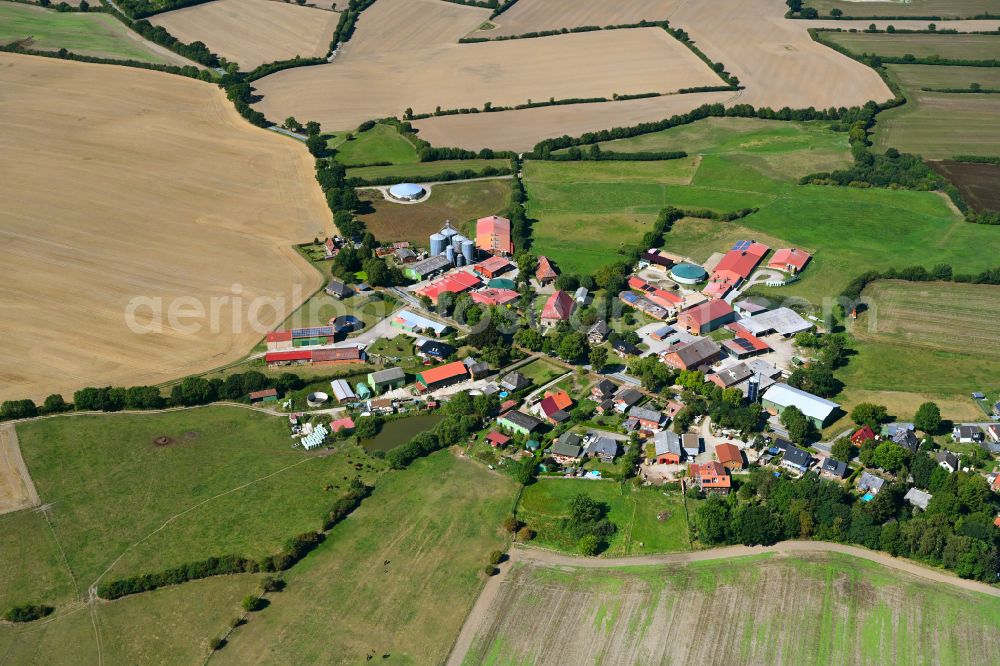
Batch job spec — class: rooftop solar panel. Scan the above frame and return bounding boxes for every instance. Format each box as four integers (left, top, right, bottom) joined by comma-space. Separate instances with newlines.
732, 240, 752, 252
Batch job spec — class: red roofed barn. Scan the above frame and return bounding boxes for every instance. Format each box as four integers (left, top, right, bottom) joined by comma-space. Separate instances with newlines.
677, 300, 736, 335
768, 248, 811, 274
541, 291, 574, 327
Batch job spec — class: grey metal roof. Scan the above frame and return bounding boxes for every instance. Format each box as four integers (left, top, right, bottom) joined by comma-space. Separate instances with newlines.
857, 472, 885, 492
628, 406, 663, 423
762, 384, 840, 422
369, 367, 405, 384
500, 411, 542, 430
654, 430, 683, 457
904, 487, 932, 510
783, 446, 812, 469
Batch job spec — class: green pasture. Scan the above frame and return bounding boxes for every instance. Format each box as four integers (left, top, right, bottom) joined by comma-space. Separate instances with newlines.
347, 158, 510, 181
328, 123, 419, 165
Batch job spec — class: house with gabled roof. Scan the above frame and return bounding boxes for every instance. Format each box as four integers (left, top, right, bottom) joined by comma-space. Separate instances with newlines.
662, 337, 722, 371
653, 431, 683, 464
688, 461, 731, 495
540, 291, 574, 327
535, 255, 558, 285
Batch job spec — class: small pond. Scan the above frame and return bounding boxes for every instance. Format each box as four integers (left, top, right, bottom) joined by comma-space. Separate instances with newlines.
361, 413, 445, 453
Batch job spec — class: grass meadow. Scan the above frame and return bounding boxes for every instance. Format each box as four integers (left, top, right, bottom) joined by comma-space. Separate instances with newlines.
874, 65, 1000, 158
804, 0, 1000, 18
10, 407, 385, 590
515, 357, 567, 386
215, 451, 518, 665
358, 178, 513, 245
0, 3, 173, 63
329, 123, 419, 165
518, 480, 693, 556
821, 32, 1000, 60
526, 118, 997, 303
462, 552, 1000, 665
347, 158, 511, 181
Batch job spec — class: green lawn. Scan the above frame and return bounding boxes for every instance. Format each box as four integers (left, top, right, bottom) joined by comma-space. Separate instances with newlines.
463, 551, 1000, 664
215, 451, 519, 665
515, 358, 565, 387
518, 479, 691, 556
13, 407, 385, 590
0, 509, 78, 613
329, 123, 419, 165
873, 65, 1000, 158
347, 158, 510, 181
278, 285, 399, 333
0, 3, 174, 63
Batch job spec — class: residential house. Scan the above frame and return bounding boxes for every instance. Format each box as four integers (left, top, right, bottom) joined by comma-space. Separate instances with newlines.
820, 457, 849, 479
368, 367, 406, 394
325, 279, 353, 300
463, 357, 491, 380
591, 379, 618, 402
715, 443, 744, 470
891, 427, 920, 453
851, 425, 877, 446
708, 363, 753, 390
677, 300, 736, 335
485, 431, 511, 448
550, 432, 584, 463
662, 337, 722, 372
682, 433, 701, 458
761, 384, 841, 429
500, 371, 531, 393
497, 410, 543, 436
415, 361, 468, 392
904, 487, 933, 511
535, 255, 558, 285
613, 387, 643, 412
781, 446, 813, 473
653, 431, 683, 464
953, 425, 983, 443
586, 436, 620, 462
767, 248, 811, 274
540, 291, 574, 327
537, 390, 573, 424
587, 320, 609, 344
595, 399, 615, 415
417, 339, 455, 361
612, 339, 640, 358
935, 451, 959, 473
688, 461, 731, 495
857, 472, 886, 497
249, 388, 278, 405
628, 406, 664, 433
394, 247, 417, 263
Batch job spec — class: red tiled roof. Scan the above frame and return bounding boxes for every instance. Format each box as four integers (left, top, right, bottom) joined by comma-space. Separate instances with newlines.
249, 388, 278, 399
536, 256, 558, 280
851, 425, 877, 444
417, 361, 468, 386
539, 396, 560, 418
712, 242, 769, 281
701, 281, 732, 299
330, 417, 355, 432
486, 431, 511, 446
474, 255, 512, 276
541, 291, 574, 321
679, 300, 734, 327
266, 331, 293, 343
417, 271, 481, 303
545, 390, 573, 411
628, 275, 647, 290
689, 461, 731, 488
265, 350, 312, 363
471, 288, 519, 306
312, 347, 364, 362
716, 443, 742, 465
726, 323, 771, 352
769, 248, 811, 271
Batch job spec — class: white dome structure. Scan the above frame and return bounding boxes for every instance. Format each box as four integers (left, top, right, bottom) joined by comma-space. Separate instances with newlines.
388, 182, 425, 201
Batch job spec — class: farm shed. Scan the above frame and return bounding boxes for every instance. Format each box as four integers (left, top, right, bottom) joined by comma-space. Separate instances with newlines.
368, 367, 406, 394
415, 361, 468, 391
761, 384, 840, 428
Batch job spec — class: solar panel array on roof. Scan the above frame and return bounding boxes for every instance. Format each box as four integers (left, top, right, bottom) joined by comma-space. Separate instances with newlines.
732, 240, 752, 252
292, 326, 335, 338
728, 337, 757, 353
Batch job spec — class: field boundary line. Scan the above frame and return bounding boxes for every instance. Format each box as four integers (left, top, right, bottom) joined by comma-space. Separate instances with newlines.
88, 455, 318, 595
0, 424, 40, 515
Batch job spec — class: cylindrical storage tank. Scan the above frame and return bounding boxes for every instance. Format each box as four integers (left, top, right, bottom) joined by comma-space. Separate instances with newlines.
461, 239, 475, 264
445, 245, 455, 264
441, 224, 457, 239
451, 234, 466, 252
455, 255, 465, 267
429, 233, 445, 256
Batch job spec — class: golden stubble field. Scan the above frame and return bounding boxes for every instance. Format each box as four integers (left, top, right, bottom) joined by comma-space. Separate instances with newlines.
472, 0, 682, 37
0, 53, 330, 402
251, 0, 724, 132
414, 0, 897, 149
151, 0, 341, 69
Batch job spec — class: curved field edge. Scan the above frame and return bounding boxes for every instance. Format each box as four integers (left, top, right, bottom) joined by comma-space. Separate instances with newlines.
456, 545, 1000, 666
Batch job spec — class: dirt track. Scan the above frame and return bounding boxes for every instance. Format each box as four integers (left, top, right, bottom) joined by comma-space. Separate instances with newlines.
446, 541, 1000, 665
0, 424, 40, 515
0, 53, 329, 402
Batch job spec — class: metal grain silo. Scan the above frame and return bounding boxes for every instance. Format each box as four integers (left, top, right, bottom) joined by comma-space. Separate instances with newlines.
461, 239, 475, 265
445, 245, 455, 265
429, 233, 446, 256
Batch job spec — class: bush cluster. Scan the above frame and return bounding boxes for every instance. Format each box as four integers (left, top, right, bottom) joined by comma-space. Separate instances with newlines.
3, 604, 54, 623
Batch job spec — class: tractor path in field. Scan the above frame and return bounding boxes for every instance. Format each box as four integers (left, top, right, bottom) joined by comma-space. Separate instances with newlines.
0, 423, 40, 515
446, 540, 1000, 665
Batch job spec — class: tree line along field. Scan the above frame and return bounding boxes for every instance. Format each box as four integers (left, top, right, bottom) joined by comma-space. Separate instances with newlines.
0, 2, 189, 64
805, 0, 1000, 18
346, 158, 511, 181
525, 117, 999, 305
518, 480, 692, 556
0, 53, 329, 403
461, 552, 1000, 666
214, 451, 518, 665
150, 0, 341, 70
358, 178, 513, 246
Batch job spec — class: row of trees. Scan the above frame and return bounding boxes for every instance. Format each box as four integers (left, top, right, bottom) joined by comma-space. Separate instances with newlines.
384, 394, 496, 469
841, 263, 1000, 303
695, 465, 999, 581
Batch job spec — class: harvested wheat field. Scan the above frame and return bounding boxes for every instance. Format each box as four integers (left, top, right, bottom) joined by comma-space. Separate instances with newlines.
0, 425, 39, 515
415, 0, 895, 149
343, 0, 488, 55
0, 54, 330, 402
473, 0, 681, 38
252, 0, 722, 131
151, 0, 341, 69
